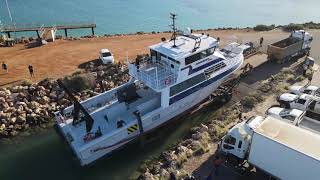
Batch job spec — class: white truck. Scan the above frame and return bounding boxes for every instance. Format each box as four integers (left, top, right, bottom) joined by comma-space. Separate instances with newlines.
220, 116, 320, 180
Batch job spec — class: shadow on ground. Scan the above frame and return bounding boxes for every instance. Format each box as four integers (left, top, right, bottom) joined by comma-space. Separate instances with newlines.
78, 59, 102, 69
242, 59, 297, 85
25, 41, 43, 49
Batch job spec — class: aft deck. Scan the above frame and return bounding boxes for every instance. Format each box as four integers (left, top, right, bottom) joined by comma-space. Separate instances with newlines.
59, 86, 161, 148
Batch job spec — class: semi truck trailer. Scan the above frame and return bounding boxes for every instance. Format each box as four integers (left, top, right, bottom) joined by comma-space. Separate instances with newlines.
220, 116, 320, 180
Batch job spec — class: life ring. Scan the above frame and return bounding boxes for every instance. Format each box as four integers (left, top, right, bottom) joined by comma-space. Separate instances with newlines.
165, 78, 171, 85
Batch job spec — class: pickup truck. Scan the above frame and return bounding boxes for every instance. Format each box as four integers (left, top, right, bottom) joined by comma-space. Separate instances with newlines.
288, 85, 319, 96
266, 106, 304, 123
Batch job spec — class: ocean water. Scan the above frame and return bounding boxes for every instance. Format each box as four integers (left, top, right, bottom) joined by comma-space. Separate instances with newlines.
0, 0, 320, 36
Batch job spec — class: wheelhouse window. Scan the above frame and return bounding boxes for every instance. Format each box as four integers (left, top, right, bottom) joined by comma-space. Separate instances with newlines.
185, 47, 216, 65
170, 73, 206, 96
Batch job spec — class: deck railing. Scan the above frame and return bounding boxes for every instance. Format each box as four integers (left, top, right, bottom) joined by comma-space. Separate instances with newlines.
132, 58, 177, 90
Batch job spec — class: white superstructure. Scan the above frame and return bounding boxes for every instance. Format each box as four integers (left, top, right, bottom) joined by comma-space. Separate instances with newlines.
55, 31, 245, 166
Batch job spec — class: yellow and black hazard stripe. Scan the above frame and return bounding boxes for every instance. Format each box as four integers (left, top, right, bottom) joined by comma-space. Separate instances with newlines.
127, 124, 139, 134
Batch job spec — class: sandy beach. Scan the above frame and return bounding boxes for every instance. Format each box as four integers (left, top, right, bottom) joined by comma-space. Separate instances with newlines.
1, 28, 320, 86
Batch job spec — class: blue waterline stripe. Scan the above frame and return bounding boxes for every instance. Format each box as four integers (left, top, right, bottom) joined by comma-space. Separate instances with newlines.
169, 64, 239, 105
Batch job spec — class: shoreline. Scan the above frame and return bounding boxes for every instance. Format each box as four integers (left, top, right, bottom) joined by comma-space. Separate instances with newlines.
5, 21, 320, 40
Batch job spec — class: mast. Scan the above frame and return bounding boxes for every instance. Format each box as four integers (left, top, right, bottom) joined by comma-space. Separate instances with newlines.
170, 13, 178, 48
4, 0, 16, 38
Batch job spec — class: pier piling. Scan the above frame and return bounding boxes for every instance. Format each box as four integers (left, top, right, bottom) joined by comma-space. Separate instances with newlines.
64, 29, 68, 38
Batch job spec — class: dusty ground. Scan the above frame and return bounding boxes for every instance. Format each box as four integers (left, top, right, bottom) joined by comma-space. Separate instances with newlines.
0, 29, 292, 86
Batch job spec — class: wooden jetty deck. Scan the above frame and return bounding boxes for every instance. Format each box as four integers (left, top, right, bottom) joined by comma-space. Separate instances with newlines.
1, 23, 97, 38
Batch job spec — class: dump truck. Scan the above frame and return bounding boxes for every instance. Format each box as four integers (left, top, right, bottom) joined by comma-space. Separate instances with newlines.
219, 116, 320, 180
267, 30, 312, 63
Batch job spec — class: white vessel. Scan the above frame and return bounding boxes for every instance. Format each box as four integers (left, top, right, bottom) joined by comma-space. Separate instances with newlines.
55, 22, 245, 166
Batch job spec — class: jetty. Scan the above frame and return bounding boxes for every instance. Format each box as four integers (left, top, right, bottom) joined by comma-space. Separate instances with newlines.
0, 22, 97, 38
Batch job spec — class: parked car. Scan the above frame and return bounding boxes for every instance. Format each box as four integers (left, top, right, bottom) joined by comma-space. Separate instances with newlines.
277, 93, 311, 110
266, 106, 304, 123
99, 49, 115, 64
288, 85, 319, 96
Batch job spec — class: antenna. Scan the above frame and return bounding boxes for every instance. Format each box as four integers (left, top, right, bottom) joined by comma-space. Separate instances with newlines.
170, 13, 178, 47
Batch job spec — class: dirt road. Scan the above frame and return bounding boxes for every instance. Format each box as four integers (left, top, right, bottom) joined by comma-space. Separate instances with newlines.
0, 29, 291, 86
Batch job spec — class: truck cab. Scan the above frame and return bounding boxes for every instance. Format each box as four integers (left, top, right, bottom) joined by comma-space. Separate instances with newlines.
291, 30, 313, 50
220, 116, 264, 159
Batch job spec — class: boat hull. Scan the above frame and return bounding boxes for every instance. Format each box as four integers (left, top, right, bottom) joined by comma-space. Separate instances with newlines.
67, 60, 242, 166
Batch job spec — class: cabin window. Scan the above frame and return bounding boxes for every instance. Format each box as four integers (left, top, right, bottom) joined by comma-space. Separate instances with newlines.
185, 47, 215, 65
171, 64, 174, 69
160, 53, 167, 60
170, 73, 206, 96
185, 53, 201, 65
150, 50, 157, 59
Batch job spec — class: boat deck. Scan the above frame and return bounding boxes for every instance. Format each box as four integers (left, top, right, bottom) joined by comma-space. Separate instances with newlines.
59, 87, 161, 148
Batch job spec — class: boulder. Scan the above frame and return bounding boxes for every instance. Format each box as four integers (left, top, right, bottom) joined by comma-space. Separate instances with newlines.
16, 101, 27, 107
28, 101, 40, 109
188, 140, 202, 151
200, 124, 209, 132
49, 91, 57, 99
159, 168, 170, 179
190, 126, 201, 134
9, 130, 18, 136
16, 115, 26, 124
39, 96, 50, 105
191, 132, 202, 141
0, 97, 5, 103
9, 117, 16, 124
0, 124, 6, 131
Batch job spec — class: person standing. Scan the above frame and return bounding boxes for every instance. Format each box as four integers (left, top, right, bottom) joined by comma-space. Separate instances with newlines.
28, 64, 34, 77
259, 37, 264, 47
2, 62, 8, 73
